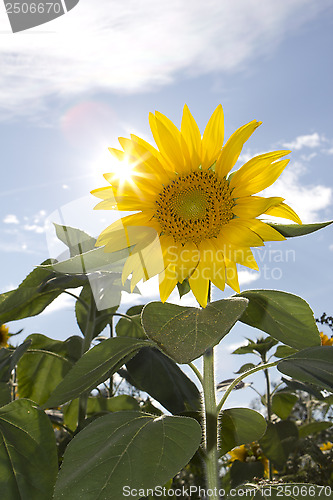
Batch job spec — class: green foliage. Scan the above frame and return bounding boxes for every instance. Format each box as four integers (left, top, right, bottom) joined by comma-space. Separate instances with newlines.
278, 346, 333, 391
125, 347, 201, 414
53, 411, 202, 500
237, 290, 321, 349
0, 399, 58, 500
271, 392, 298, 419
259, 421, 299, 471
75, 284, 119, 339
16, 334, 82, 405
219, 408, 267, 455
42, 337, 154, 408
268, 219, 333, 237
142, 297, 249, 363
63, 395, 140, 431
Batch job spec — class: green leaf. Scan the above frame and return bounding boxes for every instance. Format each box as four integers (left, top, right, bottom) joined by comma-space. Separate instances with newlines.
237, 290, 321, 350
271, 392, 298, 419
125, 347, 201, 414
232, 336, 278, 356
299, 421, 332, 438
75, 284, 119, 338
142, 297, 249, 363
219, 408, 267, 455
274, 345, 298, 358
16, 334, 82, 406
226, 483, 333, 499
42, 337, 154, 408
0, 399, 58, 500
278, 346, 333, 391
281, 377, 325, 400
115, 306, 146, 340
234, 363, 257, 374
53, 411, 202, 500
177, 279, 191, 298
229, 461, 265, 489
268, 220, 333, 237
54, 223, 96, 257
0, 340, 31, 382
259, 420, 299, 470
63, 395, 140, 431
0, 382, 11, 407
0, 260, 63, 323
41, 246, 131, 274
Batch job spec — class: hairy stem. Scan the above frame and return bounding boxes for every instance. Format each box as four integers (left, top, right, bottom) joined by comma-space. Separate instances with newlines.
77, 290, 96, 428
203, 347, 219, 499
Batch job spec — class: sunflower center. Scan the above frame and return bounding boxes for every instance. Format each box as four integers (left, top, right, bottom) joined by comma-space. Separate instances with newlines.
155, 170, 234, 244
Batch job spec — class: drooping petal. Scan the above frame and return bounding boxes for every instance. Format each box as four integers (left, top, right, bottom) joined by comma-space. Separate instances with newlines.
201, 105, 224, 170
188, 271, 210, 308
264, 202, 302, 224
248, 219, 286, 242
232, 196, 284, 219
215, 120, 261, 178
174, 241, 200, 282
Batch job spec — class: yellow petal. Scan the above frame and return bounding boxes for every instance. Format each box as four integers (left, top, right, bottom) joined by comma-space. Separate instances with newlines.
248, 220, 286, 241
225, 258, 240, 293
159, 264, 178, 302
174, 241, 200, 282
215, 120, 261, 178
231, 159, 290, 197
264, 202, 302, 224
201, 105, 224, 170
221, 244, 259, 271
96, 212, 156, 247
217, 220, 264, 247
188, 272, 209, 308
181, 104, 202, 169
154, 114, 187, 174
232, 196, 284, 219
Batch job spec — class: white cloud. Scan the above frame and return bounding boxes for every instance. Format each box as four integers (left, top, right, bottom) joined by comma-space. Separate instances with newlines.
41, 293, 76, 315
329, 244, 333, 251
238, 270, 260, 286
3, 214, 19, 224
262, 161, 332, 223
0, 0, 330, 121
283, 133, 323, 150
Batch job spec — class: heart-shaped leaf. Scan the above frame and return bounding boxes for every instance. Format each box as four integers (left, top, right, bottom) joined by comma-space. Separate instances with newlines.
0, 399, 58, 499
53, 411, 202, 500
259, 421, 299, 470
142, 297, 248, 363
237, 290, 321, 350
219, 408, 267, 455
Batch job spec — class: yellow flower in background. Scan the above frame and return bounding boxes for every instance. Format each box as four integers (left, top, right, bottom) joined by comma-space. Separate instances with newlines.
320, 332, 333, 346
92, 105, 301, 307
228, 442, 270, 476
320, 442, 333, 451
0, 324, 10, 347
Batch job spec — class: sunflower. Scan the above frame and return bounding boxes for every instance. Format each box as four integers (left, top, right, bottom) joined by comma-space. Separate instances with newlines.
320, 332, 333, 346
92, 105, 301, 307
228, 442, 270, 476
0, 324, 10, 347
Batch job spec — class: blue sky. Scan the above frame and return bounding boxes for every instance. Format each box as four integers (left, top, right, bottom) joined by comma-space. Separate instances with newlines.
1, 0, 333, 406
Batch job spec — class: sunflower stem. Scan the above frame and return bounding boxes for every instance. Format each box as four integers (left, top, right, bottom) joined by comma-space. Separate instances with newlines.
202, 347, 220, 499
77, 289, 96, 429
